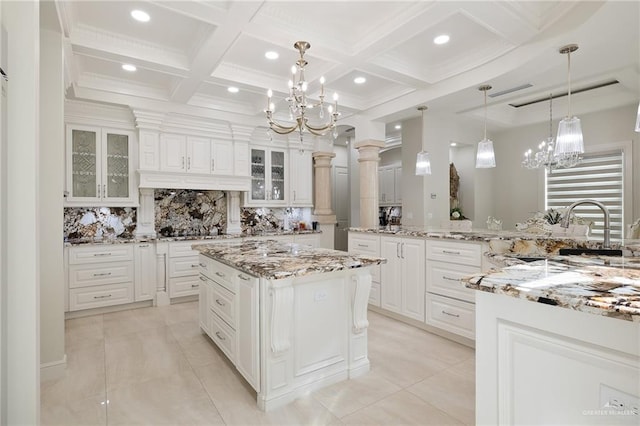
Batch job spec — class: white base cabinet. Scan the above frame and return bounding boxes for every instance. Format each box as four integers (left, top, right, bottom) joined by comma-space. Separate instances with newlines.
348, 232, 381, 307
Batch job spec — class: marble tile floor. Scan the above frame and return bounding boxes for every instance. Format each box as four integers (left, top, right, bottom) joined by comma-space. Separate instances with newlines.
41, 302, 475, 426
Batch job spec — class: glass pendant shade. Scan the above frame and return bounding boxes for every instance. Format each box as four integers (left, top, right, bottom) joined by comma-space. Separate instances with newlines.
475, 138, 496, 168
555, 116, 584, 156
415, 150, 432, 175
635, 101, 640, 132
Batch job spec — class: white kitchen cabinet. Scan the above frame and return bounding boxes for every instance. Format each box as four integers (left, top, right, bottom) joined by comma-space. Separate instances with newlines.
348, 232, 381, 307
380, 236, 425, 321
167, 239, 207, 298
235, 271, 260, 391
67, 244, 135, 311
378, 165, 402, 206
134, 243, 156, 302
425, 240, 481, 340
246, 147, 288, 206
212, 139, 234, 175
65, 124, 136, 207
289, 148, 313, 206
160, 134, 213, 174
187, 136, 212, 174
293, 233, 320, 248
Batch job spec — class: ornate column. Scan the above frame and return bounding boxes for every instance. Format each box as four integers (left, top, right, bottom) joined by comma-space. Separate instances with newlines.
355, 139, 386, 229
225, 191, 242, 234
312, 151, 337, 249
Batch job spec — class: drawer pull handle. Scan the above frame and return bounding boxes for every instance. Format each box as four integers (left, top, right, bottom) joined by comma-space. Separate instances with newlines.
93, 253, 112, 257
238, 274, 250, 281
93, 294, 112, 299
442, 276, 459, 282
215, 299, 225, 306
93, 272, 112, 277
138, 244, 149, 248
357, 244, 368, 248
442, 250, 461, 255
191, 284, 199, 288
199, 263, 207, 268
199, 276, 207, 282
215, 331, 225, 341
442, 310, 460, 318
215, 272, 225, 278
191, 264, 199, 268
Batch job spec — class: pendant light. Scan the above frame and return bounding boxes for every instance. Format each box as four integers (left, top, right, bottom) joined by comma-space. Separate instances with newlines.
415, 106, 432, 175
555, 44, 584, 158
475, 85, 496, 168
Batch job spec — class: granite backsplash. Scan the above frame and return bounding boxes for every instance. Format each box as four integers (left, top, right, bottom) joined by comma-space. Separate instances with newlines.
241, 207, 311, 233
64, 207, 137, 240
155, 189, 226, 237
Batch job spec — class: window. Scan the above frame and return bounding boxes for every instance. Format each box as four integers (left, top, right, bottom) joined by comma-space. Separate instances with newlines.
545, 150, 624, 241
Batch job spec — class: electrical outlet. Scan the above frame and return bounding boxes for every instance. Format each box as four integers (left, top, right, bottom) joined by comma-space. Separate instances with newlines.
600, 384, 639, 416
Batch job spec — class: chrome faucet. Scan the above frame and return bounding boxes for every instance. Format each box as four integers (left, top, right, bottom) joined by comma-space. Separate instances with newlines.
561, 199, 610, 248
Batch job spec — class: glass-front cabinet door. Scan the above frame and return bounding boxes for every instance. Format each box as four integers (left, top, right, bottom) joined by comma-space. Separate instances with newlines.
270, 150, 285, 201
248, 147, 287, 205
251, 148, 266, 202
66, 124, 135, 206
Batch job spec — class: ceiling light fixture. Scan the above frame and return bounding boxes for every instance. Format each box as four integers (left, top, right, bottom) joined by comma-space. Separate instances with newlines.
450, 142, 457, 147
415, 106, 432, 176
354, 76, 366, 84
395, 124, 401, 130
475, 85, 496, 168
522, 94, 562, 171
433, 34, 450, 45
265, 41, 339, 144
635, 101, 640, 132
227, 86, 239, 93
554, 44, 584, 162
122, 64, 137, 72
265, 51, 279, 60
130, 10, 150, 22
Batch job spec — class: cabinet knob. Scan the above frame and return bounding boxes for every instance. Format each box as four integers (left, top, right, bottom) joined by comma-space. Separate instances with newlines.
215, 331, 225, 341
215, 299, 225, 306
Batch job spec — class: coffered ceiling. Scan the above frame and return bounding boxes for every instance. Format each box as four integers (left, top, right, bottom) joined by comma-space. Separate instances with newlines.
55, 0, 640, 138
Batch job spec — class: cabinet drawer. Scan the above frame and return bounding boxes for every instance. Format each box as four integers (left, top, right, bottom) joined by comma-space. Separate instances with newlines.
169, 256, 200, 278
426, 261, 479, 303
426, 241, 481, 267
348, 234, 380, 255
68, 262, 134, 288
369, 282, 381, 307
68, 244, 134, 264
69, 282, 133, 311
169, 275, 201, 298
210, 280, 235, 329
425, 293, 475, 340
169, 240, 207, 258
209, 310, 236, 361
199, 256, 235, 293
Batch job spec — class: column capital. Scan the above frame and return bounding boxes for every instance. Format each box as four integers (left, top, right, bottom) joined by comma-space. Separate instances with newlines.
132, 109, 166, 131
355, 139, 385, 163
354, 139, 385, 150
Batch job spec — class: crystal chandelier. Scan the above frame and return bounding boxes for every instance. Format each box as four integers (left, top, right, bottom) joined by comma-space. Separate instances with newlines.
522, 93, 581, 171
475, 85, 496, 168
265, 41, 339, 143
415, 106, 432, 175
554, 44, 584, 162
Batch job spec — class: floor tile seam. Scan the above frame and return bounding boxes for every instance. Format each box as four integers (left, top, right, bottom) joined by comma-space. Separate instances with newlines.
331, 387, 409, 420
404, 384, 471, 425
100, 313, 110, 426
440, 356, 476, 381
102, 324, 171, 344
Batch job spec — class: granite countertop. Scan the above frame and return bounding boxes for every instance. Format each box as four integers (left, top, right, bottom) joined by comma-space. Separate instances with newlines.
192, 239, 386, 280
465, 255, 640, 322
64, 229, 322, 246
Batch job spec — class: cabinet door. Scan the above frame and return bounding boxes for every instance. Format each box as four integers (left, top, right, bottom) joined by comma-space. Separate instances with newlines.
290, 148, 313, 206
199, 277, 210, 334
102, 129, 132, 202
380, 236, 402, 314
400, 238, 425, 321
250, 148, 266, 202
269, 149, 286, 202
394, 167, 402, 203
67, 125, 100, 201
379, 167, 394, 205
187, 136, 211, 174
235, 272, 260, 392
211, 140, 234, 175
134, 243, 156, 302
160, 134, 187, 172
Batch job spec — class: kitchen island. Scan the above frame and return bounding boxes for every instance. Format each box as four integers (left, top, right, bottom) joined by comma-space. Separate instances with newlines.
192, 239, 385, 411
466, 255, 640, 425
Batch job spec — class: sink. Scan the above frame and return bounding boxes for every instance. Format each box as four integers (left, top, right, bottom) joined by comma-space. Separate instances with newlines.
515, 256, 546, 263
558, 248, 623, 256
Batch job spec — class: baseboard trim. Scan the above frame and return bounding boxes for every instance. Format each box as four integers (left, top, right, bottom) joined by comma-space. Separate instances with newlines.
40, 354, 67, 382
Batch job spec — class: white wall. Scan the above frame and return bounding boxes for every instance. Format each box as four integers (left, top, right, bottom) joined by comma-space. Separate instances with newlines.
379, 146, 401, 167
39, 25, 65, 380
2, 1, 40, 423
492, 104, 639, 229
333, 143, 348, 167
400, 116, 423, 226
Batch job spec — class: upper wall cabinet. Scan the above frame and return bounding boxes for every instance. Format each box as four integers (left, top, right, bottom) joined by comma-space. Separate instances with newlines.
65, 124, 137, 207
289, 148, 313, 207
245, 147, 288, 206
379, 165, 402, 206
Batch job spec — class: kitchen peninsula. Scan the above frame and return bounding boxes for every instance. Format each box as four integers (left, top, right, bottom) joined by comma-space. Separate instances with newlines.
466, 255, 640, 425
192, 239, 385, 411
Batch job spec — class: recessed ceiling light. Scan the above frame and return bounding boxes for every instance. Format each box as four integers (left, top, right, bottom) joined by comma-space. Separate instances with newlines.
433, 34, 450, 45
227, 86, 239, 93
354, 76, 366, 84
265, 51, 279, 60
394, 124, 401, 130
130, 10, 150, 22
450, 142, 457, 147
122, 64, 137, 72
